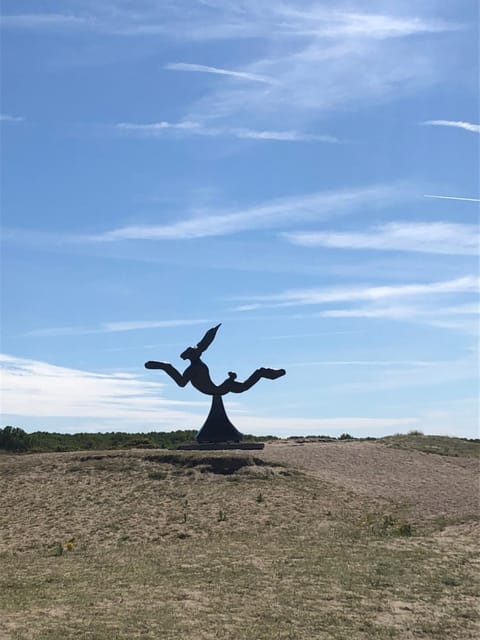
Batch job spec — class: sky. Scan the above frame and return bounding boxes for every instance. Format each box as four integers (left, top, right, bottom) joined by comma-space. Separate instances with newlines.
0, 0, 479, 439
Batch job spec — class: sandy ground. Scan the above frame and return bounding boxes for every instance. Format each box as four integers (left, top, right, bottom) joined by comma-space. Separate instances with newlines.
260, 440, 479, 523
0, 443, 479, 639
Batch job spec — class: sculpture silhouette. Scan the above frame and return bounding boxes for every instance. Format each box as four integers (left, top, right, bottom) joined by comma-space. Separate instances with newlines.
145, 324, 285, 443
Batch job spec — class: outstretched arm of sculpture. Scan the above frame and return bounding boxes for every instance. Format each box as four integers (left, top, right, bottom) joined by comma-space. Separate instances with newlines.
207, 368, 286, 395
227, 367, 286, 393
144, 361, 190, 387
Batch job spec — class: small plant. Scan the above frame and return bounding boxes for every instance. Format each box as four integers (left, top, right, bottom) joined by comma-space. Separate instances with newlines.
256, 493, 264, 503
65, 537, 76, 552
52, 541, 63, 556
218, 510, 227, 522
375, 514, 414, 537
382, 514, 395, 529
148, 471, 168, 480
441, 575, 461, 587
397, 522, 413, 537
177, 532, 190, 540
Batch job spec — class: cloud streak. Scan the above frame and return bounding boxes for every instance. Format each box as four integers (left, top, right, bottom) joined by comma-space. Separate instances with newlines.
0, 4, 456, 40
2, 3, 460, 128
26, 318, 209, 337
286, 360, 447, 367
177, 4, 459, 128
317, 302, 478, 321
423, 120, 480, 133
327, 356, 477, 396
232, 277, 479, 333
1, 353, 420, 437
424, 194, 480, 203
116, 121, 338, 143
284, 222, 479, 255
165, 62, 275, 84
0, 354, 205, 425
90, 184, 398, 242
233, 276, 479, 308
0, 114, 24, 122
0, 13, 91, 29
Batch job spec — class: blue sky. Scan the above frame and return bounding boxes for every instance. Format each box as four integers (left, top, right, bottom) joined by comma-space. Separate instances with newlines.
1, 0, 478, 438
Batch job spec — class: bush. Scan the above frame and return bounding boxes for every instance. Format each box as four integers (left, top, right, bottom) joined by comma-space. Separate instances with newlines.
0, 426, 31, 451
338, 433, 354, 440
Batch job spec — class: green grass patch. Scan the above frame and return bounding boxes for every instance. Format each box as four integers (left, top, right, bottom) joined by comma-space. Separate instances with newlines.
382, 434, 480, 458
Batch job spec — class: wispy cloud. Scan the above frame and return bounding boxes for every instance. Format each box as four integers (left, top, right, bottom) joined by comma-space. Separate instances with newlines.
424, 194, 480, 203
0, 354, 205, 426
266, 331, 362, 340
115, 121, 338, 143
26, 318, 209, 337
327, 356, 477, 395
234, 309, 479, 333
305, 303, 479, 335
287, 360, 446, 367
318, 302, 478, 320
1, 353, 422, 437
233, 276, 479, 308
284, 222, 479, 255
0, 13, 91, 29
2, 0, 452, 40
423, 120, 480, 133
90, 184, 398, 242
290, 8, 456, 39
232, 128, 337, 142
116, 121, 199, 134
176, 5, 459, 128
2, 3, 459, 127
232, 276, 479, 332
0, 114, 24, 122
0, 184, 404, 248
0, 4, 456, 40
165, 62, 275, 84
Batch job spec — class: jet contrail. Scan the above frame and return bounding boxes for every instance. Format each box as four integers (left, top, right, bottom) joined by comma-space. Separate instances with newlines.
424, 194, 480, 203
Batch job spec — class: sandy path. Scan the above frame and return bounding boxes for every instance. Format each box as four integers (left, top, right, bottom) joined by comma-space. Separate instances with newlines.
261, 441, 479, 522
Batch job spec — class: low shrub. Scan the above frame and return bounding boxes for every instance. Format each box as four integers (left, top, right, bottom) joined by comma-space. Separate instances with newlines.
0, 426, 31, 451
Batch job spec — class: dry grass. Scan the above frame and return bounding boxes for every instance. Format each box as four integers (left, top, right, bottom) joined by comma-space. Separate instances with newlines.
260, 439, 479, 524
0, 441, 479, 639
382, 433, 480, 458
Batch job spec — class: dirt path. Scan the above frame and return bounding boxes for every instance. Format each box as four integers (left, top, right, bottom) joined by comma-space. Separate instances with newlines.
261, 441, 479, 523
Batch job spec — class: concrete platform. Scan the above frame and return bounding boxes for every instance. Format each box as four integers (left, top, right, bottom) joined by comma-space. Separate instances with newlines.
176, 442, 265, 451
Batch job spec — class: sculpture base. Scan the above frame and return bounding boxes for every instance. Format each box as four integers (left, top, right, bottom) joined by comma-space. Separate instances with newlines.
195, 395, 244, 444
177, 442, 264, 451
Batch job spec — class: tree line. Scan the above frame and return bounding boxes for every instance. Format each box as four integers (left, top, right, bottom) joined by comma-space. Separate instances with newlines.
0, 426, 273, 453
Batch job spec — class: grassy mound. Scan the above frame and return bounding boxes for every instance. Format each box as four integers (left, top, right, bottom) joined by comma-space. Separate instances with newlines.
1, 446, 479, 639
383, 433, 480, 457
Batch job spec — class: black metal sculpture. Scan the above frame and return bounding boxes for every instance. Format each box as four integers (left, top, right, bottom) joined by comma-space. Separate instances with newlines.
145, 324, 285, 443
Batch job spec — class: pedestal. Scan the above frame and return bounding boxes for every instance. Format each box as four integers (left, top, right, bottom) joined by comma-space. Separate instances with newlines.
196, 395, 243, 443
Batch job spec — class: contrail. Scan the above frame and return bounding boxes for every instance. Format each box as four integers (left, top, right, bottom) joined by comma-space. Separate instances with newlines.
424, 194, 480, 203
